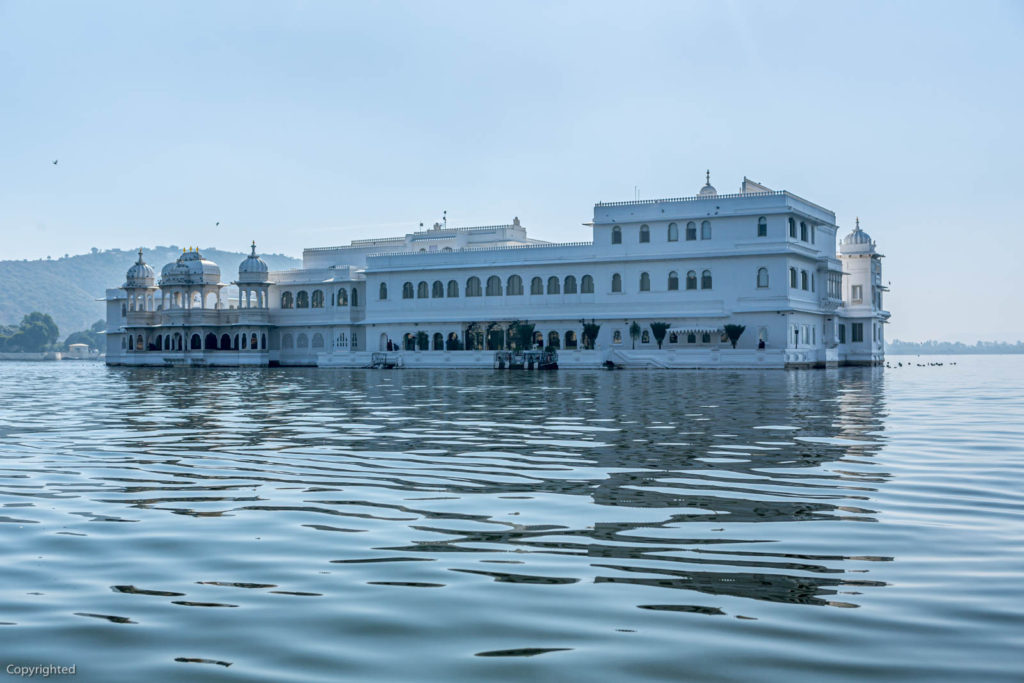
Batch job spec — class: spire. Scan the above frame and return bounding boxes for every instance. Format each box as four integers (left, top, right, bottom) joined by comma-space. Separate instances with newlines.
251, 240, 257, 256
856, 217, 860, 230
706, 169, 710, 184
137, 248, 144, 263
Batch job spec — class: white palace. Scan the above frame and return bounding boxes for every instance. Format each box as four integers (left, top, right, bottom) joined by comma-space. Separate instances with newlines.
104, 175, 889, 369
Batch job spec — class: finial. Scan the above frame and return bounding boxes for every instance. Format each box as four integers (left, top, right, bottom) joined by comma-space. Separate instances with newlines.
138, 247, 143, 261
251, 240, 256, 256
856, 217, 860, 229
706, 169, 710, 184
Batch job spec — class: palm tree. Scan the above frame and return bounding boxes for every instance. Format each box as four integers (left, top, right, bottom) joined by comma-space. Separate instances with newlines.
723, 324, 746, 349
649, 322, 671, 349
629, 321, 641, 349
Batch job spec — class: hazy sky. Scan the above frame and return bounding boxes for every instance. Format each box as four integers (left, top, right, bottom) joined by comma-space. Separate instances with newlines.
1, 1, 1022, 342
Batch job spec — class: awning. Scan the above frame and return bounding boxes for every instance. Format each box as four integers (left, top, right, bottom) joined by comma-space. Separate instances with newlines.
668, 326, 724, 335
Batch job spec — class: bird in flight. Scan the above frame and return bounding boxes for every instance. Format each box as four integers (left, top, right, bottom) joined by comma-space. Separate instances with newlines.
215, 222, 220, 226
52, 160, 58, 165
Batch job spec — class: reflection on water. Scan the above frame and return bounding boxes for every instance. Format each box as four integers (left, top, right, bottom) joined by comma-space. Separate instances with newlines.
0, 360, 1021, 682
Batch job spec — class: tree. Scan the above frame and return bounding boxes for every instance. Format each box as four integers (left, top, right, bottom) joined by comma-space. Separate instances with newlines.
485, 322, 504, 350
649, 322, 671, 349
581, 319, 601, 350
3, 312, 60, 352
508, 320, 536, 350
723, 324, 747, 349
629, 321, 641, 349
464, 322, 481, 350
63, 319, 106, 351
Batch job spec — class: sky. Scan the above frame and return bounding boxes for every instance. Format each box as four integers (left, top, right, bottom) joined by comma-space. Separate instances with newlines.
1, 0, 1022, 342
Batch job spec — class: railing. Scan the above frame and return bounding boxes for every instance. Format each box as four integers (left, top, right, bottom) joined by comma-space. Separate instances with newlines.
597, 190, 781, 207
307, 224, 520, 253
367, 241, 593, 259
595, 190, 834, 216
347, 236, 407, 247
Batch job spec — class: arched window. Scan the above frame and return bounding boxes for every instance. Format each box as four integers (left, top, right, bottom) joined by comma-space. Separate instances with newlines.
530, 277, 543, 295
432, 280, 444, 298
686, 271, 697, 290
668, 270, 679, 290
758, 216, 767, 237
220, 334, 230, 349
466, 276, 482, 297
611, 273, 622, 293
668, 222, 678, 241
402, 282, 414, 299
251, 333, 259, 349
686, 221, 697, 241
205, 333, 217, 349
311, 290, 324, 308
190, 334, 201, 350
261, 333, 266, 350
297, 333, 308, 348
547, 330, 560, 349
800, 221, 808, 241
790, 268, 798, 288
757, 267, 769, 288
701, 220, 711, 240
447, 280, 459, 298
486, 275, 502, 296
611, 225, 622, 244
811, 273, 816, 292
564, 275, 577, 294
801, 270, 808, 290
580, 274, 594, 293
789, 217, 797, 238
351, 288, 358, 306
613, 330, 622, 343
312, 333, 324, 349
639, 272, 650, 291
417, 281, 428, 298
639, 224, 650, 243
296, 291, 309, 308
433, 332, 444, 350
641, 330, 650, 344
565, 330, 578, 349
241, 333, 247, 349
338, 288, 348, 306
702, 332, 711, 344
404, 333, 416, 351
669, 332, 678, 344
507, 274, 523, 295
547, 276, 560, 294
379, 282, 388, 300
281, 291, 293, 308
701, 270, 712, 289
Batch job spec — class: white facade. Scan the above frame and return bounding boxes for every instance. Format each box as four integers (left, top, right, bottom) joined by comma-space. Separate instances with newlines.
105, 177, 889, 368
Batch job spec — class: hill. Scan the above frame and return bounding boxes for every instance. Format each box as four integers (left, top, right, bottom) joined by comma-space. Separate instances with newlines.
0, 246, 301, 338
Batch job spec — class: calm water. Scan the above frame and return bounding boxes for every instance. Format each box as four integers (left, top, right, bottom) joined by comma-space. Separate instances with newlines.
0, 357, 1021, 682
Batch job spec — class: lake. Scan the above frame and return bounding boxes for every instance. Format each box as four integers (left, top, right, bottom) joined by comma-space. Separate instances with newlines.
0, 356, 1021, 682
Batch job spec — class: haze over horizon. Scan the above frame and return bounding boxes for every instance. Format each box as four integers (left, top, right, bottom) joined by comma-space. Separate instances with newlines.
1, 1, 1021, 343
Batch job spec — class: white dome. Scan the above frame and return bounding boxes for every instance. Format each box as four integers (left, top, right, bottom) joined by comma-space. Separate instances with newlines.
238, 241, 269, 282
159, 248, 222, 285
841, 218, 874, 251
698, 170, 717, 197
125, 249, 155, 287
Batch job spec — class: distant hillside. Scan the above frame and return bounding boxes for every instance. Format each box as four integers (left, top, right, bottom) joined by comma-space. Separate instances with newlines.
0, 246, 301, 338
887, 339, 1024, 355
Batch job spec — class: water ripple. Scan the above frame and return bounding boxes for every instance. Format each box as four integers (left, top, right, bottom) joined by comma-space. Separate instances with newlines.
0, 359, 1021, 681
